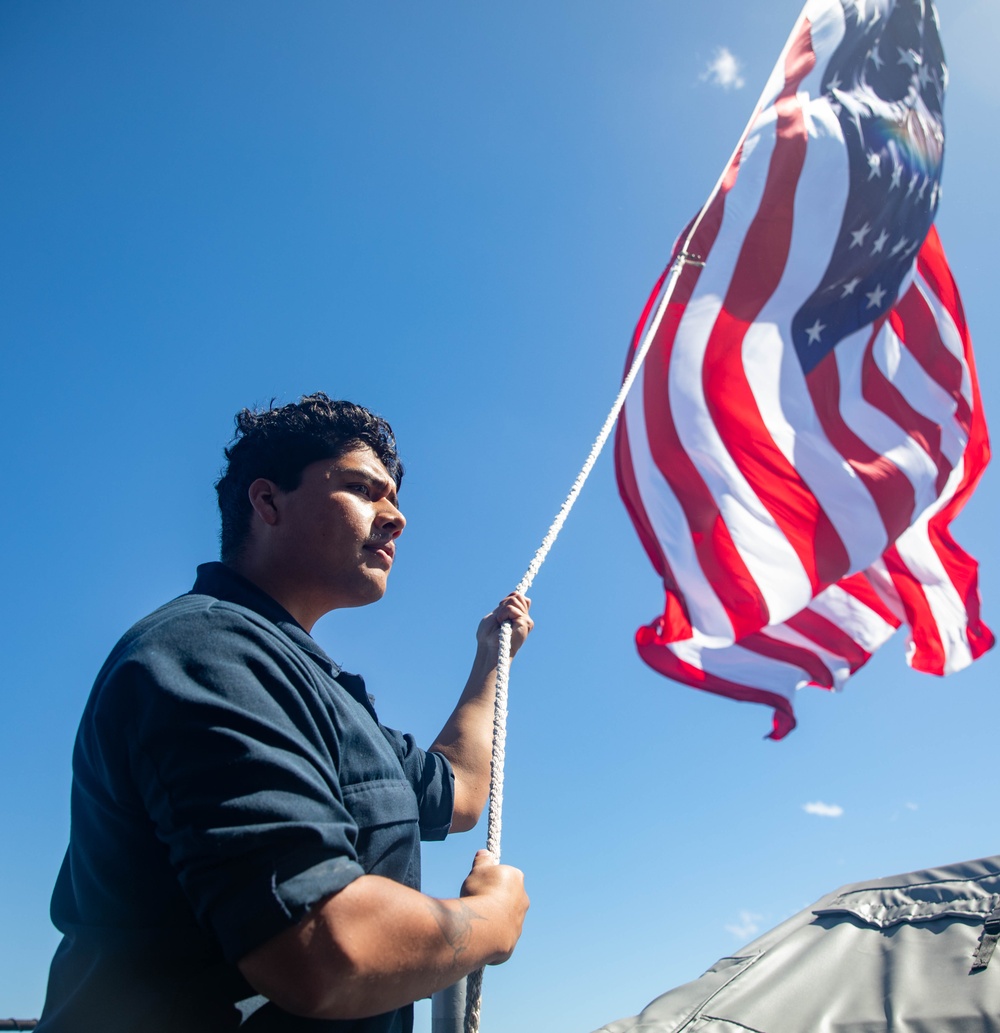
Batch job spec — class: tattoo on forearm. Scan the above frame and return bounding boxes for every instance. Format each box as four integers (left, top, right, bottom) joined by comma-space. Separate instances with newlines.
428, 900, 486, 964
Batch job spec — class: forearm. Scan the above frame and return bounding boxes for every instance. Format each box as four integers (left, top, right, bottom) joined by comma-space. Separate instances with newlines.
238, 870, 521, 1020
432, 593, 532, 831
430, 644, 499, 831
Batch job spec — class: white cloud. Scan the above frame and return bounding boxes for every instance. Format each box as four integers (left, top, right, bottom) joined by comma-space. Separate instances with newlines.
701, 47, 745, 90
803, 801, 844, 818
725, 910, 764, 940
891, 801, 919, 821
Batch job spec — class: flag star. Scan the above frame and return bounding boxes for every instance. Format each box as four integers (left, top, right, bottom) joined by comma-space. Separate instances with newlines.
841, 277, 862, 297
890, 237, 910, 256
805, 319, 826, 344
871, 229, 890, 254
867, 151, 882, 179
870, 45, 885, 70
905, 239, 921, 256
850, 0, 867, 20
850, 221, 872, 248
897, 47, 920, 71
930, 182, 939, 207
940, 63, 949, 88
826, 72, 843, 93
866, 283, 887, 309
931, 2, 941, 29
917, 176, 929, 201
890, 164, 903, 189
918, 63, 932, 88
906, 172, 919, 196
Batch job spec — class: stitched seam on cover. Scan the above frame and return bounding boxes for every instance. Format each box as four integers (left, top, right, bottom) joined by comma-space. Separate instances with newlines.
670, 954, 763, 1030
699, 1015, 766, 1033
836, 872, 1000, 896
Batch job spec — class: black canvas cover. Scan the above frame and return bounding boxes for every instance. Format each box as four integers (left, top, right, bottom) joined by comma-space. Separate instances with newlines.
595, 856, 1000, 1032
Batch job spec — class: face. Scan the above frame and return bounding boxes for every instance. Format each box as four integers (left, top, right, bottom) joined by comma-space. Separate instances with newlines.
271, 445, 406, 615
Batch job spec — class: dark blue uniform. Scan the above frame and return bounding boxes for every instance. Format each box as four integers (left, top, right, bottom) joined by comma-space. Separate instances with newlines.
39, 563, 454, 1032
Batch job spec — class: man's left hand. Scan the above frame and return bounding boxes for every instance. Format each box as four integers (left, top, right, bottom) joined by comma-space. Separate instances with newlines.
476, 593, 533, 658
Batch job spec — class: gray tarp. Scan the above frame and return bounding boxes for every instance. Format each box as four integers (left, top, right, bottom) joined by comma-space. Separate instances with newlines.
594, 855, 1000, 1032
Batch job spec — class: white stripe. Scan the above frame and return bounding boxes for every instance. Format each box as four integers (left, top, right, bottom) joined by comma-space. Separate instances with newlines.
667, 636, 803, 698
871, 318, 967, 470
863, 557, 907, 619
807, 583, 899, 650
912, 272, 973, 407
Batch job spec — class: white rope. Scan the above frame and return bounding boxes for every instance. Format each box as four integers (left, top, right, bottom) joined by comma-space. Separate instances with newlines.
461, 620, 511, 1033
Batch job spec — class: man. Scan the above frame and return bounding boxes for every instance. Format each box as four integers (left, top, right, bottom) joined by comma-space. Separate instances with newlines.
39, 393, 532, 1032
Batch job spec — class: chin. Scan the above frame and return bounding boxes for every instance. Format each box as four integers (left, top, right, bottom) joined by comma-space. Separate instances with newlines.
340, 575, 389, 609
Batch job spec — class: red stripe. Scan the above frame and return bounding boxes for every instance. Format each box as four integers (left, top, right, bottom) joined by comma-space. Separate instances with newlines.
615, 418, 669, 577
785, 607, 870, 672
837, 571, 903, 629
882, 544, 946, 675
806, 346, 915, 542
615, 270, 673, 580
636, 626, 797, 740
720, 21, 815, 324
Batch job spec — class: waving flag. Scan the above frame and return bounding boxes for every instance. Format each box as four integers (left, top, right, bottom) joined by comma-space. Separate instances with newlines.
614, 0, 992, 739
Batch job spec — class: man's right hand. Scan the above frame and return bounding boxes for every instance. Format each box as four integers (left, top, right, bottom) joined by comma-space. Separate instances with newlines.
238, 856, 528, 1021
459, 849, 530, 965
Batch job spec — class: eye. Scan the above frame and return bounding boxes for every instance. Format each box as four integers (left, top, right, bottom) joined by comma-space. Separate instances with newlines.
348, 483, 371, 497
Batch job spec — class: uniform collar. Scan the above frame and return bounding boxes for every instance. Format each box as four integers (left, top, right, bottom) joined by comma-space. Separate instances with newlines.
190, 562, 341, 677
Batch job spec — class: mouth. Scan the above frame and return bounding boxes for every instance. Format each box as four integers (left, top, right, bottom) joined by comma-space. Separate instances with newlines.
363, 536, 395, 567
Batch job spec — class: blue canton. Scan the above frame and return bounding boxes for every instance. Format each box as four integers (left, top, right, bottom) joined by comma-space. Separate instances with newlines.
793, 0, 946, 374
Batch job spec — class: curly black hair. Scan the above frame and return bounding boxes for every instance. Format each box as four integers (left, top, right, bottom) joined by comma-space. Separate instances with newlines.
215, 393, 403, 562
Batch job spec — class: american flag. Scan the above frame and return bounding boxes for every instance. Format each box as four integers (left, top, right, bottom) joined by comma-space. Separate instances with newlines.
614, 0, 992, 739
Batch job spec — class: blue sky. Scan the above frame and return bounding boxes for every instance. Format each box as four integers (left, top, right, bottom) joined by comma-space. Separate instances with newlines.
2, 2, 998, 1029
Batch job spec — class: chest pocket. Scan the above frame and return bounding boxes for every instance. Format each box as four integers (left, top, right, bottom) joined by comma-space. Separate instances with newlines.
341, 779, 422, 889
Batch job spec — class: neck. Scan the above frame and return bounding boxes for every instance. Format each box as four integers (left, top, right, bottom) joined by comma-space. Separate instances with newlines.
225, 554, 323, 632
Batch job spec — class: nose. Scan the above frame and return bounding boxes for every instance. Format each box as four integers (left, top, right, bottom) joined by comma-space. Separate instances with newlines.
376, 497, 406, 538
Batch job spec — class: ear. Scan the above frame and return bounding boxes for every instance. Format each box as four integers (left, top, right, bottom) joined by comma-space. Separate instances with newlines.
247, 478, 282, 527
